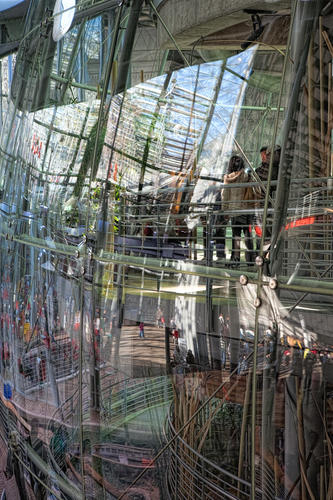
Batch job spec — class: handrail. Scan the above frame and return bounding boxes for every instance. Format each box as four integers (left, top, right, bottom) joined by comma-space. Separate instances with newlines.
48, 374, 173, 469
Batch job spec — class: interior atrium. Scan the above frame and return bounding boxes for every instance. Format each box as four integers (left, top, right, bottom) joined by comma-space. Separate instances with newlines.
0, 0, 332, 499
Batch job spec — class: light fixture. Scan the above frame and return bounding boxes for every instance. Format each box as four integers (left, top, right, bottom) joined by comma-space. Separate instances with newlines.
241, 14, 265, 50
52, 0, 76, 42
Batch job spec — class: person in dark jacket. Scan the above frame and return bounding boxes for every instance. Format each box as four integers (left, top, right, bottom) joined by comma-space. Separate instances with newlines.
254, 145, 281, 243
255, 144, 281, 196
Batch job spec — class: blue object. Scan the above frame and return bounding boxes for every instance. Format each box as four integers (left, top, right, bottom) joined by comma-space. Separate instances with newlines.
4, 382, 12, 400
97, 220, 110, 232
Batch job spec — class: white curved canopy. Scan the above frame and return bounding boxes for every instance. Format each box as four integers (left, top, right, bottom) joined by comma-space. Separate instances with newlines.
53, 0, 76, 42
0, 1, 24, 11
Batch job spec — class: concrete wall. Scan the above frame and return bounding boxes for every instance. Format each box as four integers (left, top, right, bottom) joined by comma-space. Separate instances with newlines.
157, 0, 291, 49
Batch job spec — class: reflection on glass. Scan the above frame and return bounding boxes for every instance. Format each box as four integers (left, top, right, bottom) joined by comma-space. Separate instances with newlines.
53, 0, 76, 42
0, 1, 332, 499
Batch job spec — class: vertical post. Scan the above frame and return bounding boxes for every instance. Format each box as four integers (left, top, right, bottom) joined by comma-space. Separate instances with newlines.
114, 0, 144, 95
10, 432, 27, 500
87, 3, 124, 483
201, 459, 206, 499
137, 71, 172, 208
78, 272, 86, 499
165, 326, 171, 374
8, 54, 13, 86
261, 338, 270, 500
238, 367, 252, 489
284, 376, 298, 496
328, 62, 332, 177
274, 455, 279, 498
158, 49, 169, 76
175, 438, 179, 498
206, 209, 213, 366
319, 17, 324, 154
251, 306, 260, 500
296, 377, 307, 499
308, 35, 315, 180
308, 36, 315, 273
320, 465, 324, 500
0, 60, 2, 130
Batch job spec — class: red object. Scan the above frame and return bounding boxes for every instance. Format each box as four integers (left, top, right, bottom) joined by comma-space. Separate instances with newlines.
31, 134, 43, 157
144, 224, 153, 236
4, 342, 10, 360
93, 340, 100, 361
255, 225, 262, 237
108, 163, 118, 180
72, 340, 79, 360
42, 331, 50, 349
256, 216, 316, 238
285, 216, 315, 230
141, 458, 154, 468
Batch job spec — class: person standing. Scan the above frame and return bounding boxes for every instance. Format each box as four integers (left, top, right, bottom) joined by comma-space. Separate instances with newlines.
255, 144, 281, 199
259, 146, 268, 164
139, 322, 144, 338
221, 155, 254, 265
173, 329, 179, 346
254, 145, 281, 243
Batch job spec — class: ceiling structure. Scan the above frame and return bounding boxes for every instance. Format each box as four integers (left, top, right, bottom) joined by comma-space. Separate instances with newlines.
0, 0, 292, 74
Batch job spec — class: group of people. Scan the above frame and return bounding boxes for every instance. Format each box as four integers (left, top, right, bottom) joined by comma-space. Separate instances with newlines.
214, 145, 281, 266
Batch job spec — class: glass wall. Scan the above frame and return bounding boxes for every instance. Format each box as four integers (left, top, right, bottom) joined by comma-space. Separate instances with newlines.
0, 1, 332, 499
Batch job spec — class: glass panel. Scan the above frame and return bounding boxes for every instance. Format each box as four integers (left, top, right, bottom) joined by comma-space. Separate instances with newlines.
0, 1, 332, 499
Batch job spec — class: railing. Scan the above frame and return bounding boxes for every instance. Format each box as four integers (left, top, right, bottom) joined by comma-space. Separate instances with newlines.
63, 176, 333, 279
165, 407, 253, 500
16, 338, 79, 395
0, 175, 332, 288
48, 373, 173, 471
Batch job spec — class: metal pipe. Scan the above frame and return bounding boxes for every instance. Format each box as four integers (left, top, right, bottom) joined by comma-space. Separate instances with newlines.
250, 2, 298, 495
114, 0, 144, 95
25, 443, 83, 499
319, 16, 325, 152
270, 0, 322, 276
328, 61, 332, 176
158, 49, 169, 75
